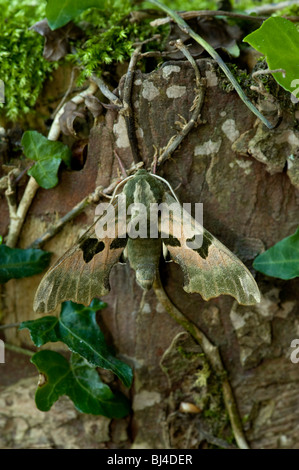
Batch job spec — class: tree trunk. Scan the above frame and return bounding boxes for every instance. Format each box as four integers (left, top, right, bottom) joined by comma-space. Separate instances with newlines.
1, 58, 299, 449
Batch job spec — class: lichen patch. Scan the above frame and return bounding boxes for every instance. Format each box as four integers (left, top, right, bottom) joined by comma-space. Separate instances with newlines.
221, 119, 240, 142
142, 80, 159, 100
113, 115, 130, 148
166, 85, 186, 98
194, 139, 222, 156
205, 70, 218, 87
162, 65, 181, 79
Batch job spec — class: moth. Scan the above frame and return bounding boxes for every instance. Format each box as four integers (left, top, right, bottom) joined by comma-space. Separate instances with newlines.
34, 169, 260, 313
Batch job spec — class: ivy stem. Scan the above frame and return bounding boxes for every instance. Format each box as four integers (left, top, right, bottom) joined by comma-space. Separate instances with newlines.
147, 0, 274, 129
153, 273, 249, 449
5, 343, 34, 357
0, 322, 21, 330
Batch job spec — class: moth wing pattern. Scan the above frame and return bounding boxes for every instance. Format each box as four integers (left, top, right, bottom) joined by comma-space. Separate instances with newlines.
33, 197, 127, 314
161, 193, 260, 305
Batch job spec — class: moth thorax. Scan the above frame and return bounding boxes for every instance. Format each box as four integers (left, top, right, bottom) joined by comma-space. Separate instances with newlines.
136, 264, 156, 291
134, 180, 157, 206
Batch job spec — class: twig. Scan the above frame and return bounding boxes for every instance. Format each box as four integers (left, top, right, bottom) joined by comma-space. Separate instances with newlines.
28, 162, 143, 249
153, 272, 249, 450
48, 81, 98, 141
121, 45, 143, 164
157, 39, 205, 167
0, 322, 21, 330
5, 176, 40, 248
148, 0, 274, 129
91, 73, 121, 105
5, 343, 34, 357
252, 68, 286, 80
28, 187, 103, 249
151, 10, 267, 26
246, 0, 299, 14
4, 171, 18, 222
4, 81, 99, 248
114, 150, 128, 178
51, 66, 78, 119
150, 9, 299, 26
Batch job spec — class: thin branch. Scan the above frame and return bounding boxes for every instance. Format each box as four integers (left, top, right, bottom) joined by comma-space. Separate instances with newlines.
0, 322, 21, 330
28, 187, 103, 249
4, 81, 99, 248
157, 39, 205, 167
48, 80, 98, 141
151, 10, 267, 26
4, 171, 18, 221
148, 0, 274, 129
51, 66, 78, 119
5, 176, 40, 248
246, 0, 299, 15
28, 162, 143, 249
150, 9, 299, 26
252, 68, 286, 80
5, 343, 34, 357
153, 272, 249, 450
91, 73, 121, 105
121, 44, 143, 164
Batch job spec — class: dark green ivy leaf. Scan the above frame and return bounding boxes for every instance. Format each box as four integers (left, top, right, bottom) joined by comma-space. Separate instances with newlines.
46, 0, 105, 30
253, 226, 299, 280
20, 299, 133, 388
31, 350, 130, 417
0, 245, 51, 284
19, 316, 59, 346
22, 130, 72, 189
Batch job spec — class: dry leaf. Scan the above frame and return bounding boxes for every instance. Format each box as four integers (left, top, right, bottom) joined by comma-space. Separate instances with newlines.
59, 102, 86, 137
31, 19, 83, 61
165, 17, 241, 59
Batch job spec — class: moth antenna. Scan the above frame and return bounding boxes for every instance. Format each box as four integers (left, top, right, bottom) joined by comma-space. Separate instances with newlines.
114, 150, 128, 178
150, 173, 180, 203
109, 174, 135, 205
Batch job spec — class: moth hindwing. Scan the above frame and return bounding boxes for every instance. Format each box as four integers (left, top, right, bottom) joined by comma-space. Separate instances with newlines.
34, 169, 260, 313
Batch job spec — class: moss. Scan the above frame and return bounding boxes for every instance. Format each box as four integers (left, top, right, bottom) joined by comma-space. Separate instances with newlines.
0, 0, 57, 121
0, 0, 164, 121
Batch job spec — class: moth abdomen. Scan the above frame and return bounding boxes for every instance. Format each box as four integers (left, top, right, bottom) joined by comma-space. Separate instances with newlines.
126, 237, 162, 291
136, 264, 157, 290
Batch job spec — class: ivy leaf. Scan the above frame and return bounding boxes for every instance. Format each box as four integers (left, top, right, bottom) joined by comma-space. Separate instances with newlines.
22, 130, 72, 189
243, 17, 299, 96
46, 0, 105, 30
0, 246, 51, 284
20, 300, 133, 388
31, 350, 130, 417
19, 316, 59, 346
253, 226, 299, 280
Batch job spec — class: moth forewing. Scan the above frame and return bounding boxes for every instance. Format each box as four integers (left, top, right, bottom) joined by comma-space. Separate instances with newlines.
33, 197, 128, 314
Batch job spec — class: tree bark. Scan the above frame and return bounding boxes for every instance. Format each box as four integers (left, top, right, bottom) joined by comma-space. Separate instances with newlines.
1, 58, 299, 449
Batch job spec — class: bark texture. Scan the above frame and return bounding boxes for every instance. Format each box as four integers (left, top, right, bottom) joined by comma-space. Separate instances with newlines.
0, 58, 299, 449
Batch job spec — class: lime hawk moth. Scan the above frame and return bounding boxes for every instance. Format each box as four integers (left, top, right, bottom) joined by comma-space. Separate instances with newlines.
34, 169, 260, 313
